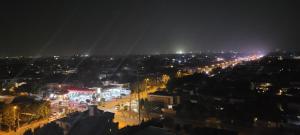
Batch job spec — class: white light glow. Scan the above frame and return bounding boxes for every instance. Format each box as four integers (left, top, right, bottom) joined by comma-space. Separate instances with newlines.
176, 50, 184, 54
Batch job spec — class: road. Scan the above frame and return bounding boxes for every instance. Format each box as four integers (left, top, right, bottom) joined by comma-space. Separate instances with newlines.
187, 54, 263, 76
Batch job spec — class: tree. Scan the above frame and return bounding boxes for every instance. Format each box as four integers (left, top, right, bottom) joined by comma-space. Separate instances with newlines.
21, 101, 51, 121
15, 83, 42, 94
21, 103, 39, 121
139, 99, 145, 107
162, 74, 170, 85
130, 81, 146, 93
1, 104, 16, 131
142, 99, 156, 119
38, 101, 51, 118
33, 101, 51, 119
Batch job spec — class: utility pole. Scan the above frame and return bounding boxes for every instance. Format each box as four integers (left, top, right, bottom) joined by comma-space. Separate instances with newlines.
137, 66, 141, 124
0, 114, 2, 131
13, 106, 19, 130
129, 94, 132, 111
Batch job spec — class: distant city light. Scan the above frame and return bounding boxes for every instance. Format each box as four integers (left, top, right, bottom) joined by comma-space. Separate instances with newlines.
216, 57, 224, 61
97, 88, 101, 94
176, 50, 184, 54
293, 56, 300, 59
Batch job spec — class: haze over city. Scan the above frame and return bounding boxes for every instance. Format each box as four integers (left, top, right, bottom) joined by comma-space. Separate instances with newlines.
1, 0, 299, 56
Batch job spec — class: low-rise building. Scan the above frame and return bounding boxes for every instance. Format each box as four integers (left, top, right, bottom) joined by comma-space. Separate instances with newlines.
148, 91, 180, 110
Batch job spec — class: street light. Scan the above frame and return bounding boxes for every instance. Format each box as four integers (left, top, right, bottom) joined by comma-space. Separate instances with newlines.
144, 78, 150, 91
13, 106, 19, 130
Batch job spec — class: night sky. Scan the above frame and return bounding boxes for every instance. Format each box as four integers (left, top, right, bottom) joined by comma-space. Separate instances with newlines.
1, 0, 299, 56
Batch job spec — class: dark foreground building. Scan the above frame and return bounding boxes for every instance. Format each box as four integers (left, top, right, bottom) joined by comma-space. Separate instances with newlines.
25, 105, 118, 135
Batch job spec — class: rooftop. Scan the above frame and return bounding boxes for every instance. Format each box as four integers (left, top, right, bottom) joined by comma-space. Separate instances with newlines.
149, 91, 174, 96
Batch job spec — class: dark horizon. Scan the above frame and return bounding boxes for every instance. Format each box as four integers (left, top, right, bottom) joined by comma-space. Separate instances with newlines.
1, 0, 299, 56
0, 51, 268, 58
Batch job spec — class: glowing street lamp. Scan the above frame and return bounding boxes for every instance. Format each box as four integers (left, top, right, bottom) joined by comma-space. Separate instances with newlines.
13, 106, 19, 129
144, 78, 150, 90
